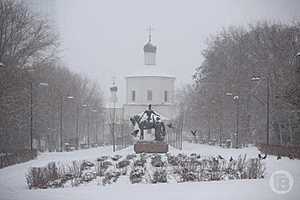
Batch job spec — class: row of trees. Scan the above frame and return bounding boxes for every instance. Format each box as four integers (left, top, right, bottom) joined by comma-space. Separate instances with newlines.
180, 21, 300, 146
0, 0, 104, 152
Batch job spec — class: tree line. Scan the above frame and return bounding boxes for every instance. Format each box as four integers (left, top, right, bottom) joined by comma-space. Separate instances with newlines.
0, 0, 104, 152
180, 21, 300, 146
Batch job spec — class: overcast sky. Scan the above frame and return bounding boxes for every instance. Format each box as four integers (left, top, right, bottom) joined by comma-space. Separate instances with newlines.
56, 0, 300, 105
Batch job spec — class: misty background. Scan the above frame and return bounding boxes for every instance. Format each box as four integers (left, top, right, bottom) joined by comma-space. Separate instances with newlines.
53, 0, 300, 105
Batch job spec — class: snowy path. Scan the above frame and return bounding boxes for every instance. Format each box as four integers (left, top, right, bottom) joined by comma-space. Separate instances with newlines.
0, 143, 300, 200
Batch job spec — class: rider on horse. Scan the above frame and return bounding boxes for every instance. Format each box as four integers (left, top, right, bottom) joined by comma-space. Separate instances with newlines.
140, 104, 160, 125
130, 104, 166, 141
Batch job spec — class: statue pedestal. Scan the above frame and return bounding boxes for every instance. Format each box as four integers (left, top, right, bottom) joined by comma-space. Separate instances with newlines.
134, 141, 168, 153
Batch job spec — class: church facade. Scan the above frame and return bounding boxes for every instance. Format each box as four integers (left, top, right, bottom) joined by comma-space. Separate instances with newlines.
123, 34, 176, 120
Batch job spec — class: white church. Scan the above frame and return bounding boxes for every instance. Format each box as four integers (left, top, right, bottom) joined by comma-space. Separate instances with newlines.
123, 33, 176, 120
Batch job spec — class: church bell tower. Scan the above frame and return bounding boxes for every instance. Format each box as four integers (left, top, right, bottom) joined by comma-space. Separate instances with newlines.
143, 27, 157, 65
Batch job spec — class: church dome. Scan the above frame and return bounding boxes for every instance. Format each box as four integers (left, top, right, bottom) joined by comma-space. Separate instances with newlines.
143, 42, 157, 53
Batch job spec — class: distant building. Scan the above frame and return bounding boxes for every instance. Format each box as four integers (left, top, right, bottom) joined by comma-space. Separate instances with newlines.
123, 32, 176, 120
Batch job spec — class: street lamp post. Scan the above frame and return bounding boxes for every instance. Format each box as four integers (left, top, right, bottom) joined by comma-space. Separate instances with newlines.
102, 113, 105, 146
266, 75, 270, 145
59, 95, 63, 152
59, 95, 74, 152
81, 104, 89, 147
30, 81, 33, 151
29, 82, 49, 151
233, 95, 240, 148
89, 109, 97, 147
226, 92, 240, 148
251, 75, 271, 145
95, 115, 99, 146
110, 81, 118, 152
81, 104, 97, 148
75, 104, 79, 149
87, 109, 90, 147
27, 72, 48, 151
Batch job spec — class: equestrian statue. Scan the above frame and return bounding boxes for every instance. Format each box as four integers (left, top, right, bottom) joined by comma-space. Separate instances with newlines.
130, 104, 166, 142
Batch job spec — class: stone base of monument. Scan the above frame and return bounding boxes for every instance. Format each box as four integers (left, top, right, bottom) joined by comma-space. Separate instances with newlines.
134, 141, 169, 153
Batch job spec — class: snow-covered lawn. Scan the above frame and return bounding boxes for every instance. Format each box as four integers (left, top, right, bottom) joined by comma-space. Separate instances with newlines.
0, 143, 299, 200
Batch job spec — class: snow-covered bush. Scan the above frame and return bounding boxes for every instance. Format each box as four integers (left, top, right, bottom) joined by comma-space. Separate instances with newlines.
97, 156, 108, 162
25, 153, 265, 189
134, 156, 146, 167
167, 154, 180, 166
151, 154, 164, 167
96, 160, 113, 177
116, 160, 131, 169
130, 167, 144, 184
245, 158, 265, 179
26, 162, 60, 189
126, 154, 137, 160
81, 171, 96, 182
179, 168, 198, 182
102, 169, 121, 185
80, 160, 94, 171
102, 161, 113, 168
111, 155, 122, 161
152, 169, 167, 183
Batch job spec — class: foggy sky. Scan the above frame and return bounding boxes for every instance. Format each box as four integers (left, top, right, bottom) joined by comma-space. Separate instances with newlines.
56, 0, 300, 105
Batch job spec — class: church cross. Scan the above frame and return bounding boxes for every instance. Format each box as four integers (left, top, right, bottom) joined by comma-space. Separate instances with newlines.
146, 26, 155, 42
112, 76, 116, 85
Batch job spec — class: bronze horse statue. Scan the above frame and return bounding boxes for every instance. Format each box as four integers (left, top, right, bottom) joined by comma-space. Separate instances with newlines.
130, 114, 166, 142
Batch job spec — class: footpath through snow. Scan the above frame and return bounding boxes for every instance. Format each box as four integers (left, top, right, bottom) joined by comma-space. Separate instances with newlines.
0, 143, 299, 200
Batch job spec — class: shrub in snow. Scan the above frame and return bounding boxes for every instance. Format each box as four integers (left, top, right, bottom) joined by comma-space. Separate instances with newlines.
102, 169, 121, 185
62, 173, 74, 182
26, 162, 59, 189
130, 167, 144, 184
102, 160, 113, 167
70, 178, 82, 187
167, 154, 180, 166
120, 167, 128, 175
178, 168, 198, 182
134, 157, 146, 167
95, 162, 101, 177
25, 153, 266, 189
97, 156, 109, 162
140, 153, 150, 160
81, 171, 96, 182
96, 160, 113, 177
111, 155, 122, 161
116, 160, 131, 169
80, 160, 94, 171
151, 154, 164, 167
67, 161, 82, 178
152, 169, 167, 183
126, 154, 137, 160
245, 158, 265, 179
190, 153, 201, 159
47, 179, 64, 188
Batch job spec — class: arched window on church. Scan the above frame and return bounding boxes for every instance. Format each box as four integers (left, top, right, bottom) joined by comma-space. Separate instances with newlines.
147, 90, 152, 101
131, 90, 136, 102
164, 90, 168, 102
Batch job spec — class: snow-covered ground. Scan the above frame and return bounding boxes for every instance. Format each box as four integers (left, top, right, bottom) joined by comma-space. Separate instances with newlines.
0, 142, 299, 200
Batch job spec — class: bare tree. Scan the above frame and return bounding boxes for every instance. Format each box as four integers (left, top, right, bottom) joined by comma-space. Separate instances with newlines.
0, 0, 104, 152
185, 21, 300, 146
0, 0, 58, 67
